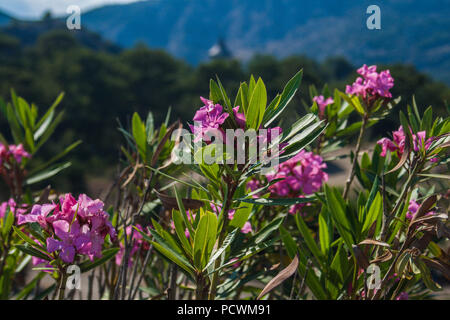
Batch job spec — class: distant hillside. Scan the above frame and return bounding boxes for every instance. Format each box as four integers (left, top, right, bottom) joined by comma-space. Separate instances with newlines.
0, 17, 121, 53
78, 0, 450, 84
0, 10, 12, 26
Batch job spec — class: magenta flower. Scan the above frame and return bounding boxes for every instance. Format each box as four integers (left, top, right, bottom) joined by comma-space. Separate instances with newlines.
377, 126, 436, 160
47, 220, 91, 263
116, 224, 150, 266
406, 199, 434, 220
19, 193, 116, 264
189, 97, 229, 143
312, 95, 334, 119
233, 106, 246, 129
17, 203, 57, 229
346, 64, 394, 99
0, 143, 31, 165
246, 179, 260, 192
0, 198, 27, 219
266, 150, 328, 214
396, 292, 409, 300
9, 144, 31, 163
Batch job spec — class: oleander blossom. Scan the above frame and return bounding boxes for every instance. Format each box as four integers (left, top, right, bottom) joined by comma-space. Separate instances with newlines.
0, 198, 27, 219
346, 64, 394, 99
0, 143, 31, 166
312, 95, 334, 119
396, 292, 409, 300
189, 97, 229, 143
266, 150, 328, 214
406, 199, 435, 220
116, 224, 150, 266
377, 126, 437, 161
17, 193, 116, 264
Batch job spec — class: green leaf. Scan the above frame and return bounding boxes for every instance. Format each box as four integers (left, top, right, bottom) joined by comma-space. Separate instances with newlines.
324, 185, 355, 252
132, 112, 147, 161
36, 92, 64, 129
79, 248, 119, 273
204, 228, 239, 271
253, 217, 284, 244
246, 78, 267, 129
339, 91, 365, 115
172, 209, 192, 256
229, 203, 253, 229
13, 226, 48, 252
35, 111, 65, 151
279, 226, 298, 258
193, 212, 218, 269
263, 69, 303, 127
318, 209, 331, 255
295, 213, 323, 267
140, 227, 195, 276
173, 187, 195, 238
362, 192, 382, 234
237, 196, 315, 206
15, 244, 51, 261
25, 162, 71, 185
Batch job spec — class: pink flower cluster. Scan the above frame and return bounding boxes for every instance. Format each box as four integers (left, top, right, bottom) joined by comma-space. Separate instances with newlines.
189, 97, 230, 143
0, 143, 31, 166
189, 97, 284, 149
377, 126, 437, 161
266, 150, 328, 214
17, 194, 116, 263
0, 198, 27, 219
406, 199, 434, 220
312, 95, 334, 119
346, 65, 394, 99
116, 224, 150, 266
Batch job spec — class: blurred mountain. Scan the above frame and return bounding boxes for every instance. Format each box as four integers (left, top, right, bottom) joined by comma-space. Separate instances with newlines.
0, 10, 12, 26
0, 15, 120, 53
78, 0, 450, 83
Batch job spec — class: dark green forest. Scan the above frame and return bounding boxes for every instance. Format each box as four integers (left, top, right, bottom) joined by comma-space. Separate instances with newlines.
0, 28, 449, 194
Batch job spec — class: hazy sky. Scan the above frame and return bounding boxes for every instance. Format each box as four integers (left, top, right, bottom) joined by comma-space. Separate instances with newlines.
0, 0, 143, 19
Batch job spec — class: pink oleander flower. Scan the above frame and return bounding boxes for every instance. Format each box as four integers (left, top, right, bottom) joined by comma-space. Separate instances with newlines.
18, 193, 116, 264
0, 198, 27, 219
346, 64, 394, 99
229, 257, 241, 268
210, 203, 252, 234
246, 179, 260, 192
0, 143, 31, 165
396, 292, 409, 300
116, 224, 150, 266
312, 95, 334, 119
189, 97, 229, 143
9, 144, 31, 163
47, 220, 91, 263
233, 106, 246, 129
377, 126, 436, 160
266, 150, 328, 215
406, 199, 434, 220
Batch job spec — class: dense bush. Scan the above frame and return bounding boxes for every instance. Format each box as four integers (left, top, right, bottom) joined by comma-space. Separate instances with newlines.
0, 63, 448, 300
